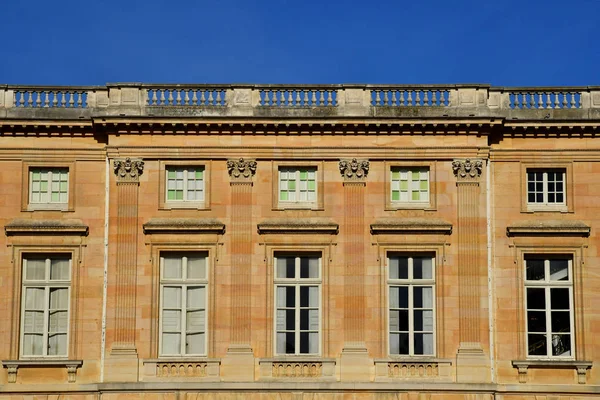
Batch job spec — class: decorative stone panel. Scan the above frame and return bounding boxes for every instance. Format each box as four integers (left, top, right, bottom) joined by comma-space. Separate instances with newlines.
142, 359, 220, 381
374, 359, 452, 382
512, 360, 592, 384
259, 358, 336, 381
2, 360, 83, 383
339, 158, 369, 182
227, 158, 257, 182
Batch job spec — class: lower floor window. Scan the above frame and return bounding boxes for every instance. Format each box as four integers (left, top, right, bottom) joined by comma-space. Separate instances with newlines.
275, 254, 321, 355
21, 255, 71, 357
388, 254, 435, 356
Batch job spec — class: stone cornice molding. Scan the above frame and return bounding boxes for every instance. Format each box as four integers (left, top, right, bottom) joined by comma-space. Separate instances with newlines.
114, 157, 144, 183
339, 158, 369, 182
257, 218, 339, 235
143, 218, 225, 234
370, 218, 452, 235
452, 158, 483, 183
227, 158, 257, 183
506, 220, 590, 236
5, 219, 89, 236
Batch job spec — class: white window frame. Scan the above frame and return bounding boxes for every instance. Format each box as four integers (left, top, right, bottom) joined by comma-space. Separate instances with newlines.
20, 256, 71, 358
524, 256, 575, 359
273, 253, 322, 356
387, 254, 436, 357
526, 169, 566, 207
29, 168, 69, 206
165, 166, 206, 203
278, 167, 318, 206
159, 253, 209, 357
390, 167, 430, 204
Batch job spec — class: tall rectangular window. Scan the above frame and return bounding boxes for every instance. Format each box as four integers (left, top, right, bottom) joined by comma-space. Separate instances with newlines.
527, 169, 565, 206
166, 167, 205, 202
21, 255, 71, 357
388, 254, 435, 356
160, 253, 208, 356
29, 168, 69, 204
391, 168, 429, 203
525, 255, 574, 358
274, 254, 321, 355
279, 168, 317, 204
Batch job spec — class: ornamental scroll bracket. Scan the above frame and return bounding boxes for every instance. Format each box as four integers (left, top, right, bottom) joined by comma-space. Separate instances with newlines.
114, 158, 144, 184
339, 158, 369, 183
227, 158, 257, 183
452, 158, 483, 183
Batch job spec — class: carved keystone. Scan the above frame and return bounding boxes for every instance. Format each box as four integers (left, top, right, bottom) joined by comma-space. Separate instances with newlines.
114, 158, 144, 183
227, 158, 257, 182
339, 158, 369, 182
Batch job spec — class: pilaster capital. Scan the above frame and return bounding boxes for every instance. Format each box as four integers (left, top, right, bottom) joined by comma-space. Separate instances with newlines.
452, 158, 483, 183
227, 158, 257, 182
339, 158, 369, 182
113, 158, 144, 184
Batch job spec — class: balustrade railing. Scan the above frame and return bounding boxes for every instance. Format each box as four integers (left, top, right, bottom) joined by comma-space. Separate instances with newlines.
258, 87, 337, 107
146, 86, 227, 106
13, 89, 88, 108
371, 87, 451, 107
507, 89, 582, 109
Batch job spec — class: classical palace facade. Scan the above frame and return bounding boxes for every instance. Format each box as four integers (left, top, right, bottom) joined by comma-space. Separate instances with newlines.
0, 83, 599, 399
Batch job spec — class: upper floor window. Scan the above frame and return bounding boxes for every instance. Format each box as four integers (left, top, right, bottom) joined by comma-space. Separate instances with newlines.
166, 167, 205, 203
279, 167, 317, 204
21, 255, 71, 357
274, 253, 321, 355
525, 255, 574, 359
391, 168, 429, 204
160, 253, 208, 356
29, 168, 69, 206
527, 169, 565, 207
388, 254, 435, 356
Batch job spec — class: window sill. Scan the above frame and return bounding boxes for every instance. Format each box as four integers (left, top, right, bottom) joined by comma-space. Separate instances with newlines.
386, 202, 434, 211
27, 204, 71, 212
142, 358, 220, 381
274, 204, 323, 211
161, 202, 209, 211
2, 359, 82, 383
524, 205, 569, 214
512, 359, 592, 384
258, 357, 336, 380
374, 358, 452, 381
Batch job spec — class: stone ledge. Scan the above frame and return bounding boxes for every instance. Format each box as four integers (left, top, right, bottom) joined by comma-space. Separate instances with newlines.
258, 358, 336, 380
506, 220, 590, 236
512, 360, 593, 384
4, 219, 89, 236
370, 218, 452, 234
257, 219, 339, 234
374, 358, 453, 381
142, 358, 220, 382
1, 359, 83, 383
142, 218, 225, 234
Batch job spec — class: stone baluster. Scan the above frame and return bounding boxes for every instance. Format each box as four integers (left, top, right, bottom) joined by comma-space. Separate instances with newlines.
452, 158, 490, 382
339, 158, 371, 381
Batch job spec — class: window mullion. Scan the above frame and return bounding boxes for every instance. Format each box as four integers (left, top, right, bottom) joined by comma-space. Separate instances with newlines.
545, 287, 552, 357
181, 284, 187, 355
408, 285, 414, 356
43, 286, 50, 356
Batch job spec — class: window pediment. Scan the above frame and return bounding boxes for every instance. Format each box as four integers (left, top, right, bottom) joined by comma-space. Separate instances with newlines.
506, 220, 590, 236
257, 218, 338, 235
143, 218, 225, 235
4, 219, 88, 236
370, 218, 452, 235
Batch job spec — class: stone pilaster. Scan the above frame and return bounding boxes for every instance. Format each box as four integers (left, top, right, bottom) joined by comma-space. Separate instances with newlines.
452, 159, 490, 382
339, 158, 372, 381
221, 158, 256, 381
105, 158, 144, 382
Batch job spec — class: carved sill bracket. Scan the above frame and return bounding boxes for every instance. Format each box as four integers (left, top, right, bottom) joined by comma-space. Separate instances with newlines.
512, 360, 593, 384
142, 358, 221, 381
374, 359, 453, 381
258, 358, 336, 381
2, 360, 83, 383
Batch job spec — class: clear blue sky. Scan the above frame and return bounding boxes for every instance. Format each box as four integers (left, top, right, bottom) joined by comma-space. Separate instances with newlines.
1, 0, 598, 86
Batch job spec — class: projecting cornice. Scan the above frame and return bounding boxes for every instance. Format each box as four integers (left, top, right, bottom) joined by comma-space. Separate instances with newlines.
257, 218, 339, 234
370, 218, 453, 235
5, 219, 89, 236
143, 218, 225, 234
506, 220, 590, 236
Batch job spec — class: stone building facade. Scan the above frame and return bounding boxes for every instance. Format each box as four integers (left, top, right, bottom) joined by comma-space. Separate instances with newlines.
0, 83, 599, 399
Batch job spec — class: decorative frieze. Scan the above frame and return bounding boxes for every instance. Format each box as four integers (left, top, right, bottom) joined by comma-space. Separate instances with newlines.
142, 359, 221, 380
227, 158, 257, 182
114, 157, 144, 184
258, 358, 336, 380
339, 158, 369, 182
156, 362, 207, 377
272, 362, 322, 378
374, 359, 452, 381
452, 158, 482, 183
388, 362, 439, 378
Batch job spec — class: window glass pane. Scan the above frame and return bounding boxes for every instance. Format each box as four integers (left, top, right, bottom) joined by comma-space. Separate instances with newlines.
284, 332, 295, 354
527, 311, 546, 332
163, 287, 182, 308
186, 333, 205, 354
389, 257, 408, 279
186, 310, 205, 332
25, 288, 45, 309
163, 257, 182, 279
528, 334, 547, 356
525, 259, 545, 281
413, 310, 434, 331
389, 310, 400, 331
550, 288, 570, 310
551, 311, 570, 333
285, 310, 295, 330
300, 257, 319, 278
390, 333, 399, 354
22, 334, 43, 356
300, 332, 315, 354
276, 332, 286, 354
24, 311, 44, 333
187, 256, 206, 279
50, 259, 70, 280
48, 333, 67, 356
187, 287, 205, 309
276, 309, 286, 330
552, 334, 571, 356
162, 310, 181, 331
25, 259, 46, 281
49, 310, 68, 332
526, 288, 545, 309
276, 287, 287, 308
162, 333, 181, 355
49, 288, 68, 309
414, 286, 433, 308
549, 259, 569, 281
285, 286, 295, 307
